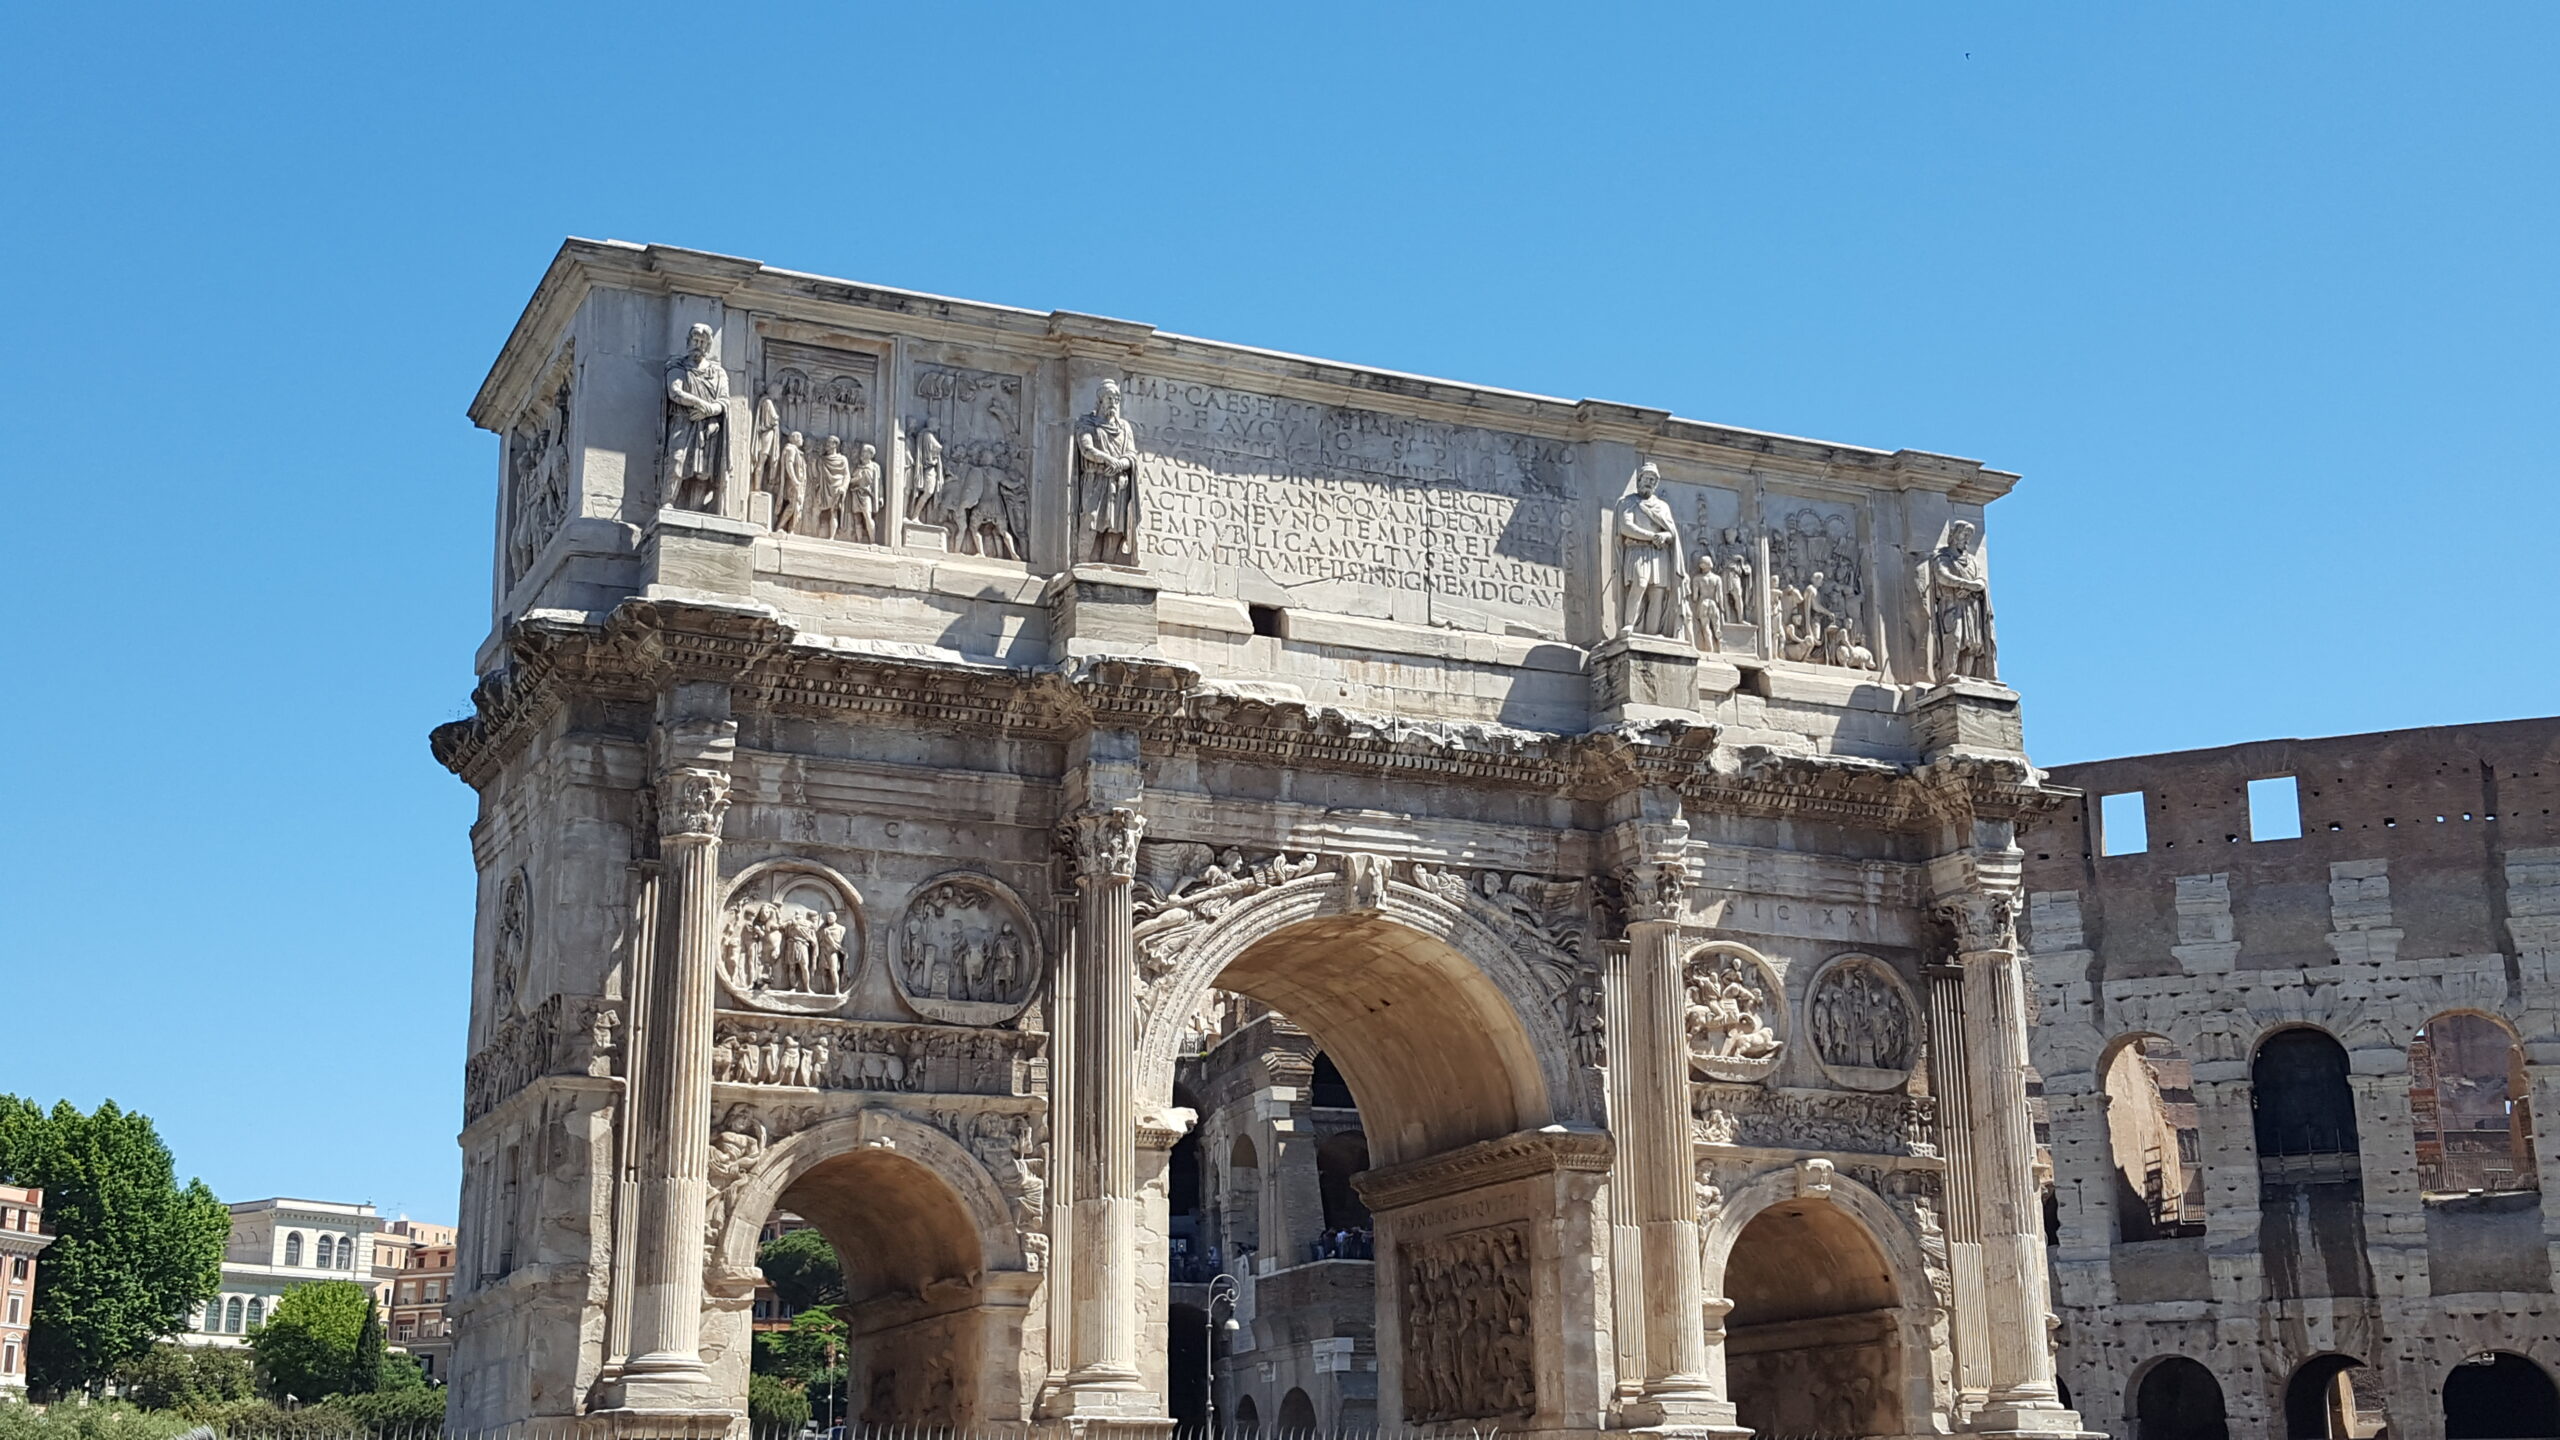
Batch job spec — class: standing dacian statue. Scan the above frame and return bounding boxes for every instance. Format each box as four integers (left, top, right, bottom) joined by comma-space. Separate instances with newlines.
662, 322, 729, 512
1074, 380, 1142, 565
1922, 519, 1998, 683
1613, 463, 1688, 640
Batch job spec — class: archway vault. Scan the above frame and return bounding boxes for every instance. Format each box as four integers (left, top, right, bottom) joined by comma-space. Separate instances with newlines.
1136, 871, 1593, 1168
711, 1106, 1027, 1281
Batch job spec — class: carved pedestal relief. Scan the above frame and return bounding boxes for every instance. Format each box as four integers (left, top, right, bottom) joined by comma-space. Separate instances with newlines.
1807, 954, 1919, 1092
907, 364, 1026, 559
895, 873, 1041, 1025
1400, 1223, 1538, 1422
719, 863, 865, 1014
1683, 944, 1784, 1083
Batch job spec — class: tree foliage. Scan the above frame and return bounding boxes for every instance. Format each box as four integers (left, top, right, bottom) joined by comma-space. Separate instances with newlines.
746, 1373, 812, 1434
0, 1097, 228, 1396
756, 1226, 844, 1312
245, 1281, 373, 1401
112, 1341, 256, 1409
348, 1296, 385, 1394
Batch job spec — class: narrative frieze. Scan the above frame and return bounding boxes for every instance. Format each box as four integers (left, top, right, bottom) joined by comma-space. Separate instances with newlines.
1118, 375, 1573, 631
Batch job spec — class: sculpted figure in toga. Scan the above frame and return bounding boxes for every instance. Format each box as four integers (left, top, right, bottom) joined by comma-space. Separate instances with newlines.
1923, 519, 1997, 682
663, 322, 729, 512
1075, 380, 1141, 565
1613, 463, 1687, 639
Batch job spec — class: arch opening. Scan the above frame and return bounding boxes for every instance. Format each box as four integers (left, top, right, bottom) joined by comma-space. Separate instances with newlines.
758, 1146, 997, 1428
2254, 1029, 2361, 1167
2106, 1036, 2207, 1241
1725, 1199, 1904, 1439
2133, 1356, 2230, 1440
2412, 1013, 2537, 1197
1164, 910, 1556, 1435
2445, 1351, 2560, 1439
2283, 1354, 2380, 1440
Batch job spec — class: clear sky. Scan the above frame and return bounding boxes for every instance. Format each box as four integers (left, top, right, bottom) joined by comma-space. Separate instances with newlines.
4, 5, 2553, 1223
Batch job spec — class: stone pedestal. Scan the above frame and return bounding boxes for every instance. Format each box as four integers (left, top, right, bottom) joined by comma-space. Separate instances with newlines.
1912, 678, 2025, 754
645, 506, 760, 602
1046, 566, 1164, 663
1591, 633, 1702, 727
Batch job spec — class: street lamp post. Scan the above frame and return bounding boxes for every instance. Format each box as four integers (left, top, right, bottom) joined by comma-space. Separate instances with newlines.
1205, 1273, 1240, 1439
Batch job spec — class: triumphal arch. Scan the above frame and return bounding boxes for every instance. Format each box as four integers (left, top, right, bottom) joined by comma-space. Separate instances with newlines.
433, 239, 2089, 1440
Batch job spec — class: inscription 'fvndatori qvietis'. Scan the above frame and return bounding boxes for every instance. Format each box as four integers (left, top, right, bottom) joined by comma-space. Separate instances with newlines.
1120, 376, 1574, 629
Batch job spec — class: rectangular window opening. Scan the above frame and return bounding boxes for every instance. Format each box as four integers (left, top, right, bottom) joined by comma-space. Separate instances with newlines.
2248, 775, 2302, 842
1248, 604, 1286, 639
2100, 790, 2149, 856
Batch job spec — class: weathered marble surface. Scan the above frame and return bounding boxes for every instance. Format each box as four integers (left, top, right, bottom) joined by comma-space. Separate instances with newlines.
437, 241, 2081, 1440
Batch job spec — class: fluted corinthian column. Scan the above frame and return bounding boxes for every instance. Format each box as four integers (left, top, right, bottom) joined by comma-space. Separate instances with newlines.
608, 706, 734, 1415
1060, 802, 1147, 1399
1940, 886, 2077, 1436
1611, 801, 1722, 1429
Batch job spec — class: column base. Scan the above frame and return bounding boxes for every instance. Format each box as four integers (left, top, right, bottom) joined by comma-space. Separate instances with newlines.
592, 1353, 728, 1419
582, 1405, 738, 1440
1967, 1400, 2098, 1439
1616, 1391, 1744, 1437
1035, 1378, 1173, 1440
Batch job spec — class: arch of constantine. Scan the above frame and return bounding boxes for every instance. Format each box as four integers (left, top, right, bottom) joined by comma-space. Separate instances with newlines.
432, 239, 2091, 1440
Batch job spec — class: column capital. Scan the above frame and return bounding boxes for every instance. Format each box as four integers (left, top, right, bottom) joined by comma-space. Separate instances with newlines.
1933, 888, 2020, 960
1057, 804, 1145, 879
656, 768, 732, 842
1612, 814, 1694, 926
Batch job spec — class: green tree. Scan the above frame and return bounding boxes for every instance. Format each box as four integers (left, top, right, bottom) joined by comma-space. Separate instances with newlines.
245, 1281, 372, 1401
746, 1374, 811, 1435
348, 1297, 385, 1394
756, 1227, 843, 1312
0, 1097, 228, 1396
112, 1341, 256, 1409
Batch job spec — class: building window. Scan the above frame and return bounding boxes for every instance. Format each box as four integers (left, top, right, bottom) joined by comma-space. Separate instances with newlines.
9, 1257, 24, 1280
244, 1298, 263, 1329
283, 1232, 303, 1267
4, 1341, 16, 1376
5, 1295, 19, 1324
225, 1297, 244, 1333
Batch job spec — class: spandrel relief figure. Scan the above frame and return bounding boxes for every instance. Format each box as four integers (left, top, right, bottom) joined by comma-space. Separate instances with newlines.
662, 322, 730, 512
1921, 518, 1997, 683
1613, 463, 1688, 640
1074, 380, 1141, 565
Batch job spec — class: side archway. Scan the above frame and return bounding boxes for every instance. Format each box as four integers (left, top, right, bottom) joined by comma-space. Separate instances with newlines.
2130, 1355, 2230, 1440
1703, 1166, 1940, 1439
2445, 1351, 2560, 1439
709, 1107, 1034, 1426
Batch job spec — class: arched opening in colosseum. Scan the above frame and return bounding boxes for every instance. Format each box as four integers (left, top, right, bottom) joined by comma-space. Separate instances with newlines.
2104, 1035, 2207, 1241
2132, 1355, 2230, 1440
1161, 912, 1558, 1435
760, 1146, 1011, 1428
2443, 1350, 2560, 1438
2282, 1353, 2381, 1440
1724, 1197, 1908, 1438
2253, 1028, 2362, 1166
2411, 1012, 2536, 1196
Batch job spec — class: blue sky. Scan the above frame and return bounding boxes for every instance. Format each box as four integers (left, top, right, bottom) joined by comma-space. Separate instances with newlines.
4, 4, 2553, 1221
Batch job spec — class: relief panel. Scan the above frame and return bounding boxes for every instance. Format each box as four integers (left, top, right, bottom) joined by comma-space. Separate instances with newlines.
1398, 1222, 1537, 1422
759, 340, 884, 543
719, 862, 866, 1015
906, 360, 1027, 560
1117, 374, 1575, 637
895, 873, 1043, 1025
1805, 953, 1918, 1092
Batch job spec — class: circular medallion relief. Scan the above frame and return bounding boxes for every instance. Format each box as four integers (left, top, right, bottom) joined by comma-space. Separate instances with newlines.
1683, 944, 1785, 1083
896, 873, 1042, 1024
718, 862, 865, 1015
1807, 954, 1918, 1092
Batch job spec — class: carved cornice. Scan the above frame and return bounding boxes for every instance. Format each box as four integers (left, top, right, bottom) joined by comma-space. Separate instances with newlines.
1354, 1126, 1615, 1213
430, 601, 2075, 835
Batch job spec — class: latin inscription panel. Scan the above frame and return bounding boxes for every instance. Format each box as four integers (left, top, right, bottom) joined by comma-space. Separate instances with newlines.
1121, 375, 1575, 636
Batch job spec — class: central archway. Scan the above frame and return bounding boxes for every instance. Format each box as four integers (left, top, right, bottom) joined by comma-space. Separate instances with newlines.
1139, 871, 1608, 1433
